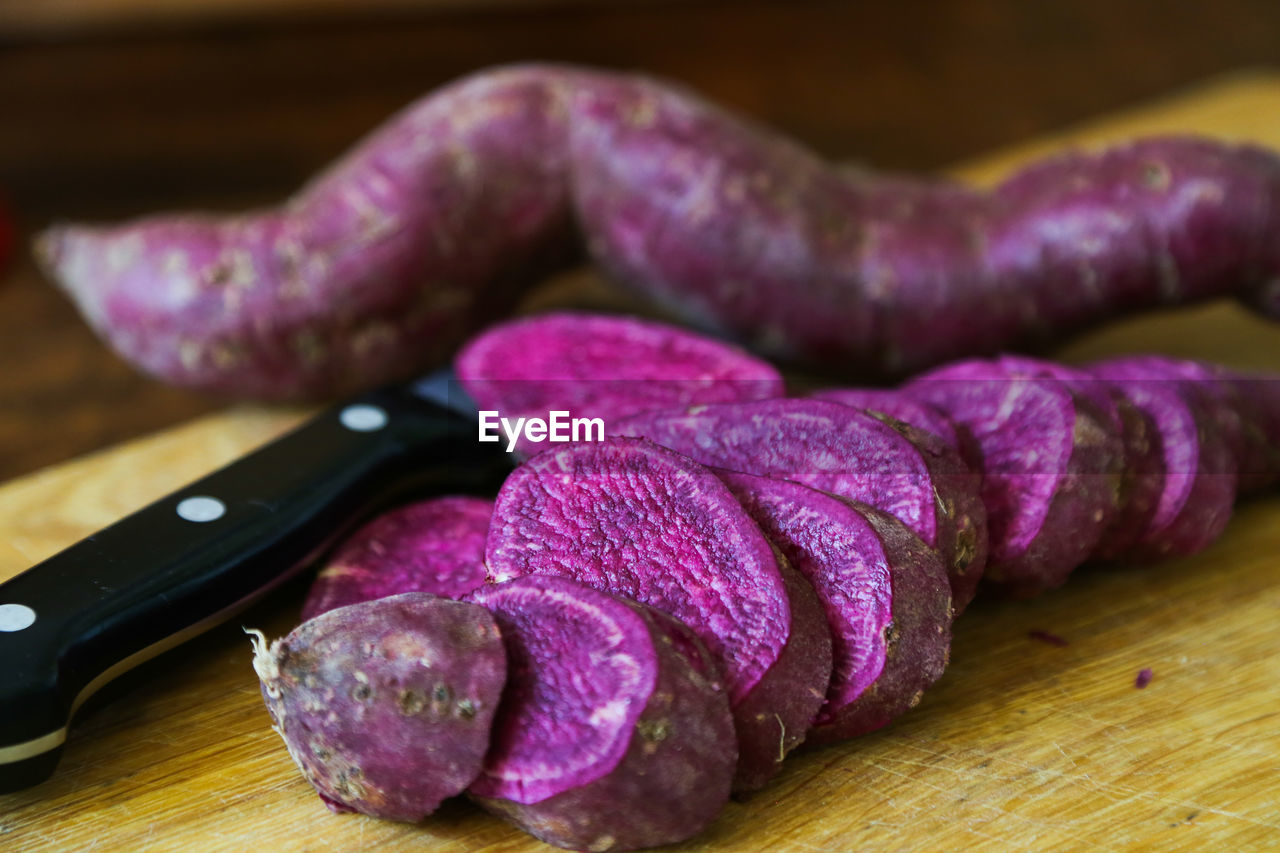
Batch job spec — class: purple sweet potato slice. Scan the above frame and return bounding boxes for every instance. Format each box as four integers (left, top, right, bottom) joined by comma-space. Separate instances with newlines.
466, 576, 735, 852
613, 398, 987, 613
484, 436, 832, 792
905, 360, 1124, 596
991, 355, 1165, 561
809, 388, 972, 457
1095, 355, 1272, 493
301, 496, 492, 621
1090, 357, 1238, 559
454, 311, 784, 443
809, 387, 986, 498
1218, 367, 1280, 491
729, 558, 831, 790
717, 471, 952, 743
250, 592, 506, 820
1097, 355, 1245, 462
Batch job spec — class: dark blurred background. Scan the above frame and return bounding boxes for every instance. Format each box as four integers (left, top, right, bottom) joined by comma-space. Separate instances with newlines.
3, 0, 1280, 481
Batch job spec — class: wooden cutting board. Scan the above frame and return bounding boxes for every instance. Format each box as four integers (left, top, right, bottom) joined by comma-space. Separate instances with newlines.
4, 71, 1280, 852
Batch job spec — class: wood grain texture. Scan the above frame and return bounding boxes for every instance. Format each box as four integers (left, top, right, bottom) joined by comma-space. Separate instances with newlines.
2, 73, 1280, 853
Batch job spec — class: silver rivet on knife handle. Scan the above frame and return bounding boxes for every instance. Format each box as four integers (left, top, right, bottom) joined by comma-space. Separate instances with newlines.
176, 497, 227, 523
339, 404, 389, 432
0, 604, 37, 632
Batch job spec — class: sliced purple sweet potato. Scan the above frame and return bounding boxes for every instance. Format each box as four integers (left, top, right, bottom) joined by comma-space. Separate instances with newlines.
484, 436, 832, 792
1218, 367, 1280, 491
905, 360, 1124, 596
466, 576, 735, 852
717, 471, 952, 744
808, 387, 973, 463
991, 355, 1165, 561
1095, 355, 1271, 493
1096, 355, 1245, 465
1090, 358, 1238, 559
613, 398, 987, 613
250, 592, 506, 821
301, 496, 492, 621
729, 558, 831, 790
454, 311, 784, 451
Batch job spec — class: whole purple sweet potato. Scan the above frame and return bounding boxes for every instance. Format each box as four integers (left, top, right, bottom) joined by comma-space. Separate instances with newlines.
467, 576, 735, 852
36, 64, 1280, 399
570, 80, 1280, 375
250, 593, 506, 820
718, 472, 952, 743
301, 496, 492, 621
455, 311, 784, 447
905, 360, 1125, 597
614, 398, 987, 613
484, 436, 833, 792
36, 66, 596, 399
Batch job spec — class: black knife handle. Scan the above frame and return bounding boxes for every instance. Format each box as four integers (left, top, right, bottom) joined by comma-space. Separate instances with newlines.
0, 386, 507, 792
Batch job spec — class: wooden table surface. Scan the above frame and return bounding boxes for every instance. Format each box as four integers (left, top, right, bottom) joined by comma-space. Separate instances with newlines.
5, 0, 1280, 483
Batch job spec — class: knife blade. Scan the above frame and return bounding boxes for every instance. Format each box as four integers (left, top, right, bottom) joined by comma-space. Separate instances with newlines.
0, 368, 508, 793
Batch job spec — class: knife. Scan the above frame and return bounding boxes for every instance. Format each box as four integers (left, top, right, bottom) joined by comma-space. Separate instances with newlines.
0, 368, 510, 793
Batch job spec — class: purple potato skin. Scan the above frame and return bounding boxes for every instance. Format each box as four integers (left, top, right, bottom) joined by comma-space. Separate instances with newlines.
37, 63, 1280, 400
466, 576, 735, 852
614, 398, 987, 614
718, 472, 952, 743
730, 558, 832, 791
250, 593, 507, 821
37, 66, 595, 400
1090, 357, 1239, 559
301, 496, 492, 621
810, 502, 953, 743
571, 79, 1280, 375
455, 311, 785, 439
484, 436, 832, 792
865, 409, 987, 613
905, 360, 1125, 597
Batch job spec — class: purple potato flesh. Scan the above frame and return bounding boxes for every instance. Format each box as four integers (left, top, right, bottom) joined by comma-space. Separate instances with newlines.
484, 436, 832, 792
466, 575, 735, 852
301, 496, 492, 621
718, 471, 952, 743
